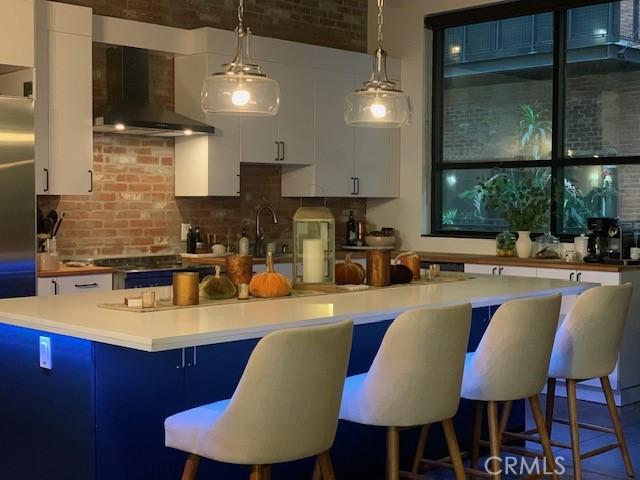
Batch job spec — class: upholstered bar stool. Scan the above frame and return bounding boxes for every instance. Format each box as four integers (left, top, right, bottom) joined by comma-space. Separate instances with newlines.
544, 284, 635, 479
458, 294, 562, 480
338, 303, 473, 480
164, 320, 353, 480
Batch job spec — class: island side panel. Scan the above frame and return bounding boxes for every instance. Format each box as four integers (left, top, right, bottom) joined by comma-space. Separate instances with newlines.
0, 323, 95, 480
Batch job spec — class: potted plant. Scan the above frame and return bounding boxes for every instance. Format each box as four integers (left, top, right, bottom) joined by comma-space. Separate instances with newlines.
464, 169, 550, 258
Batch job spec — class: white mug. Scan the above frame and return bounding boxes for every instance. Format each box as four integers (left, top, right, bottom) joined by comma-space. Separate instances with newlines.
211, 243, 227, 256
631, 247, 640, 261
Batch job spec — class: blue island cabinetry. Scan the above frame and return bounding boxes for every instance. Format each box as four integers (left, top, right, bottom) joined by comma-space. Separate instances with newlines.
0, 305, 521, 480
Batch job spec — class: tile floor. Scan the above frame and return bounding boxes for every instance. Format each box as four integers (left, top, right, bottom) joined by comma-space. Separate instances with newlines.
427, 395, 640, 479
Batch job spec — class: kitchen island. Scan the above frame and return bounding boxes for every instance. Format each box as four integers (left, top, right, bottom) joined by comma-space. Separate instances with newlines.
0, 276, 590, 480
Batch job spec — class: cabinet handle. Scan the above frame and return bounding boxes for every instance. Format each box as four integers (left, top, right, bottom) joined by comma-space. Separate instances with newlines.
569, 272, 575, 281
43, 168, 49, 192
193, 346, 197, 366
350, 177, 355, 195
51, 279, 58, 295
498, 267, 504, 275
492, 267, 497, 275
88, 170, 93, 193
74, 282, 99, 289
181, 348, 186, 368
237, 173, 241, 195
280, 141, 285, 161
274, 141, 279, 162
576, 272, 582, 282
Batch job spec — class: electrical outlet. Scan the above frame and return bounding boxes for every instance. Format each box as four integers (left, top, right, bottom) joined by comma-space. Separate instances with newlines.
181, 223, 191, 242
39, 336, 52, 370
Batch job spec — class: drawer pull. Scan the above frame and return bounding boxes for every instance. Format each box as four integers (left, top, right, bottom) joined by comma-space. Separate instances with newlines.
74, 282, 99, 289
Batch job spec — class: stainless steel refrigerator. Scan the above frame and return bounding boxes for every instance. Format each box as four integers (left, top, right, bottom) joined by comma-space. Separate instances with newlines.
0, 96, 35, 298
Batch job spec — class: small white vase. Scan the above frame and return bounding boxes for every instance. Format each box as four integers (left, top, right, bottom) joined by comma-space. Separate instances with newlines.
516, 231, 533, 258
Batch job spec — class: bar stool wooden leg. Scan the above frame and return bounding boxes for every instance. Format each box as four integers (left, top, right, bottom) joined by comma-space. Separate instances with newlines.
601, 376, 635, 478
529, 395, 559, 480
387, 426, 400, 480
487, 401, 501, 480
250, 465, 265, 480
312, 460, 321, 480
545, 378, 556, 436
262, 465, 272, 480
498, 401, 512, 446
471, 401, 484, 471
442, 418, 466, 480
567, 379, 582, 480
181, 453, 200, 480
316, 450, 336, 480
411, 424, 431, 474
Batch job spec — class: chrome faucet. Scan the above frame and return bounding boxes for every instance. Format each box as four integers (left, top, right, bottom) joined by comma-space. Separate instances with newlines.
255, 205, 279, 257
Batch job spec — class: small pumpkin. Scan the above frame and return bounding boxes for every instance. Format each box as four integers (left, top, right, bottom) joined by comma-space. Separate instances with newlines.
200, 266, 237, 300
335, 254, 366, 285
390, 264, 413, 284
249, 252, 292, 298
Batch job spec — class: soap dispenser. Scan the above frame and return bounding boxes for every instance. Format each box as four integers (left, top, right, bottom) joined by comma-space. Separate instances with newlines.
239, 227, 250, 256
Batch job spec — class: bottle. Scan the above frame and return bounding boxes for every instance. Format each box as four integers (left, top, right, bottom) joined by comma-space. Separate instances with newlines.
194, 227, 204, 251
346, 210, 357, 246
186, 226, 197, 254
239, 227, 250, 256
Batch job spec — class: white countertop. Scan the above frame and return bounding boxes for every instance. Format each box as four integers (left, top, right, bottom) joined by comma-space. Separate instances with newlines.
0, 276, 590, 352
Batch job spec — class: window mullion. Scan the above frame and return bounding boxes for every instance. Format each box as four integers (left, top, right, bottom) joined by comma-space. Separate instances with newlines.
551, 10, 567, 235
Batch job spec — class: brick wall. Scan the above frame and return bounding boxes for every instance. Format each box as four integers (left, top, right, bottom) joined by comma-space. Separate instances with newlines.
55, 0, 368, 53
38, 134, 366, 257
37, 5, 369, 258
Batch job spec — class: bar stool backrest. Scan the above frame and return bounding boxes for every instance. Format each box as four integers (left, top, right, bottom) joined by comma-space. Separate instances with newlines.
203, 320, 353, 464
359, 303, 472, 427
549, 283, 632, 380
465, 294, 562, 401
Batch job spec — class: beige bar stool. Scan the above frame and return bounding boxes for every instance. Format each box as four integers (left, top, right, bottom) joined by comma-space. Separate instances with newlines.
338, 303, 473, 480
543, 284, 634, 479
164, 320, 353, 480
459, 294, 562, 480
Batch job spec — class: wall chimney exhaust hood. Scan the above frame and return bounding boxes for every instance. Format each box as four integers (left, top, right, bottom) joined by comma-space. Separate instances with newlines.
94, 47, 215, 137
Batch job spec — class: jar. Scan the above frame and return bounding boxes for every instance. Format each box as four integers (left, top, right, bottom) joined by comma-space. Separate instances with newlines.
496, 231, 516, 257
535, 232, 561, 259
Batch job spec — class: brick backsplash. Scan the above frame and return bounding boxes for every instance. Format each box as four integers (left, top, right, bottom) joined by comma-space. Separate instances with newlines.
38, 134, 367, 258
55, 0, 368, 53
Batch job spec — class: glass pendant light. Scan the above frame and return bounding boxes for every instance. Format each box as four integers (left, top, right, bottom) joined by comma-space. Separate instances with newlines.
345, 0, 411, 128
201, 0, 280, 116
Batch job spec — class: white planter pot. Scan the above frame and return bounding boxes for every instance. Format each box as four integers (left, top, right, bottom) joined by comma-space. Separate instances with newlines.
516, 231, 533, 258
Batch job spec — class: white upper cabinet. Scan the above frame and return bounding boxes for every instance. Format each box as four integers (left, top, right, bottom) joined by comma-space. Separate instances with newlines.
0, 0, 34, 68
35, 1, 93, 195
174, 52, 241, 197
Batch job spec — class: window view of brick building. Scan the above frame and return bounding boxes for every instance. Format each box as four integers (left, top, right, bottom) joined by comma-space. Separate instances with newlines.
434, 0, 640, 235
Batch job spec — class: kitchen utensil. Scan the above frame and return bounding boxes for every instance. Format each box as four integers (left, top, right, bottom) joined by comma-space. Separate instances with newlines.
52, 213, 64, 238
37, 253, 60, 272
225, 255, 253, 286
366, 249, 391, 287
172, 272, 200, 306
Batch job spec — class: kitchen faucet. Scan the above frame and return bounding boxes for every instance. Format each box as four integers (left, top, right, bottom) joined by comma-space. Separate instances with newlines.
255, 205, 279, 257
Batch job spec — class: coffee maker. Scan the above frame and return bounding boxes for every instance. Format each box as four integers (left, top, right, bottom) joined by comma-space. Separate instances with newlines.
584, 217, 636, 264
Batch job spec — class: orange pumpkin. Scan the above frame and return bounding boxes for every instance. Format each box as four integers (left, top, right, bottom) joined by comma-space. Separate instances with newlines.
249, 252, 292, 298
335, 254, 366, 285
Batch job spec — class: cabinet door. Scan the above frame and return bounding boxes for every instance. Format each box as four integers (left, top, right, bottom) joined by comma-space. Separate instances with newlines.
536, 267, 576, 281
277, 64, 315, 165
37, 277, 57, 296
240, 61, 279, 164
0, 0, 34, 68
315, 69, 356, 197
47, 30, 93, 195
56, 274, 113, 295
499, 266, 538, 278
577, 270, 620, 285
354, 127, 400, 198
464, 264, 497, 275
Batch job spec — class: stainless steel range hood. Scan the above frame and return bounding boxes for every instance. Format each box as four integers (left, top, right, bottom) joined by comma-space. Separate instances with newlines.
94, 47, 214, 137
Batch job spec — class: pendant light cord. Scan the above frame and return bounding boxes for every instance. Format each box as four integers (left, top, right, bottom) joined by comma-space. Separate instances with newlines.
377, 0, 384, 50
238, 0, 244, 31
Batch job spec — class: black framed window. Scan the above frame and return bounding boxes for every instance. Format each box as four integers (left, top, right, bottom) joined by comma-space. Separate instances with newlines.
427, 0, 640, 239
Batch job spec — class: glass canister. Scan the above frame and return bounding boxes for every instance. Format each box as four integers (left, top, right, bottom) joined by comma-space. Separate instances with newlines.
534, 232, 561, 259
496, 230, 516, 257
